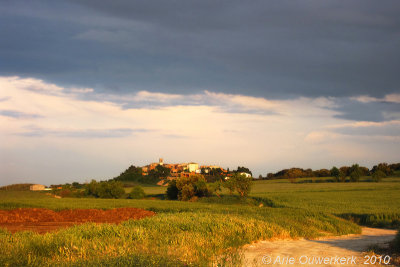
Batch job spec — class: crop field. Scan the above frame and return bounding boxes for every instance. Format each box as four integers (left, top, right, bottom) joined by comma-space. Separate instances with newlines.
0, 178, 399, 266
251, 177, 400, 227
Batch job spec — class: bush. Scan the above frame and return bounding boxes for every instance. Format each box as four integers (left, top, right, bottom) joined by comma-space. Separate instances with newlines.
97, 181, 125, 199
223, 177, 235, 195
330, 166, 340, 182
349, 164, 361, 182
208, 181, 222, 197
129, 186, 146, 199
372, 170, 386, 182
85, 180, 99, 197
84, 180, 124, 199
59, 189, 71, 198
180, 184, 196, 201
169, 175, 211, 201
166, 180, 179, 200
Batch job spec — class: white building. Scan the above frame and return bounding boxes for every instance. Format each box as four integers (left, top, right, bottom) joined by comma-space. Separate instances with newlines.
186, 162, 199, 173
30, 184, 46, 191
240, 172, 252, 178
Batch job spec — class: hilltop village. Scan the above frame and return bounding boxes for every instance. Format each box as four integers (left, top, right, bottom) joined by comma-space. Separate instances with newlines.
143, 158, 231, 177
139, 158, 252, 186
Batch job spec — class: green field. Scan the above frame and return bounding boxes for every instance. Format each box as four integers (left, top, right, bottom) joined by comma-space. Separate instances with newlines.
1, 178, 399, 266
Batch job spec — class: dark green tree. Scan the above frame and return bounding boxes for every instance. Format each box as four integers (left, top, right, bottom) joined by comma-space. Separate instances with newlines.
97, 181, 125, 199
166, 175, 212, 201
372, 163, 393, 176
129, 186, 146, 199
114, 165, 143, 182
147, 165, 171, 183
223, 177, 235, 195
372, 170, 385, 182
349, 164, 362, 182
330, 166, 340, 182
236, 166, 252, 176
166, 180, 179, 200
85, 180, 99, 197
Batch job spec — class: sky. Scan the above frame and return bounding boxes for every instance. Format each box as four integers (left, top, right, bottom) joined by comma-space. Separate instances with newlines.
0, 0, 399, 186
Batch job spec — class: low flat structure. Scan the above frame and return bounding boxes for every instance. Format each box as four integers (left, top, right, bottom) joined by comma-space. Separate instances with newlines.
30, 184, 46, 191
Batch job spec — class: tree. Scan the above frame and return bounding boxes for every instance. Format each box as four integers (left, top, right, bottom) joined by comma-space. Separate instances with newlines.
359, 166, 370, 176
208, 181, 222, 197
313, 169, 331, 177
97, 181, 125, 199
339, 166, 350, 177
173, 175, 211, 201
72, 182, 83, 189
223, 177, 235, 195
372, 170, 385, 182
148, 165, 171, 182
179, 184, 196, 201
209, 168, 224, 176
330, 166, 340, 182
85, 180, 99, 196
349, 164, 361, 182
224, 173, 253, 197
389, 163, 400, 171
129, 186, 146, 199
236, 166, 252, 176
85, 180, 124, 199
339, 169, 347, 182
166, 180, 179, 200
339, 166, 350, 182
372, 163, 393, 176
114, 165, 143, 182
234, 173, 253, 197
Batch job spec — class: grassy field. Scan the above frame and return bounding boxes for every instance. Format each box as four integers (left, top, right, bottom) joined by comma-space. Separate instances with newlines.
0, 178, 399, 266
123, 177, 400, 227
250, 177, 400, 227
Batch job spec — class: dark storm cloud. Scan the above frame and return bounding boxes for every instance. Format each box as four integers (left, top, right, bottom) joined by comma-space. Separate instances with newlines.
1, 0, 400, 99
333, 99, 400, 122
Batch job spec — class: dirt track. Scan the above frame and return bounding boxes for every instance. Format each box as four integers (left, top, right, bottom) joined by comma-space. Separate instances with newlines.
242, 228, 397, 267
0, 208, 155, 233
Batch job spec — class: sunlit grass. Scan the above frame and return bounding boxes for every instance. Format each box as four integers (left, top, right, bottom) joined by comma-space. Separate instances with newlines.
1, 178, 399, 266
0, 207, 359, 266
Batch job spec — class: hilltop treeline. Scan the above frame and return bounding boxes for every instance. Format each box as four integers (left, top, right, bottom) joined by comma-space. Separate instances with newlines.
0, 183, 34, 191
113, 165, 171, 184
265, 162, 400, 180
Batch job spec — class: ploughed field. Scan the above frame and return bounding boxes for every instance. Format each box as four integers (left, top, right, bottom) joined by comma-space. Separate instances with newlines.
0, 207, 155, 233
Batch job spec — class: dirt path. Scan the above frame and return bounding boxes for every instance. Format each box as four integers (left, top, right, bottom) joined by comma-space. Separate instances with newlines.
242, 228, 397, 267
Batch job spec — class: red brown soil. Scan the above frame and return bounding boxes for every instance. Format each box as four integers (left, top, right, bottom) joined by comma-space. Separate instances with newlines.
0, 207, 155, 234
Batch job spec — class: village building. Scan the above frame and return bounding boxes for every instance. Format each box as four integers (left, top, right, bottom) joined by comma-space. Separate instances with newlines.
240, 172, 252, 178
30, 184, 46, 191
185, 162, 199, 173
141, 158, 233, 180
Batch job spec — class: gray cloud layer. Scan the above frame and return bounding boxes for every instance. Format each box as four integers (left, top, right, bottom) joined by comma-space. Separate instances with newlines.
0, 110, 43, 119
333, 100, 400, 122
1, 0, 399, 100
17, 126, 149, 138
